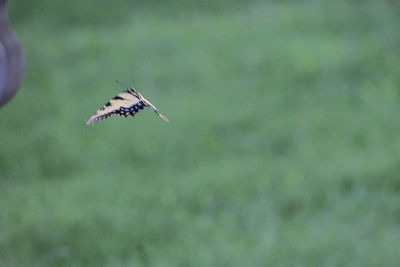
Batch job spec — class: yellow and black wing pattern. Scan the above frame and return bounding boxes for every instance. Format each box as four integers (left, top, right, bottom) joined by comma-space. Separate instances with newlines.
86, 88, 169, 125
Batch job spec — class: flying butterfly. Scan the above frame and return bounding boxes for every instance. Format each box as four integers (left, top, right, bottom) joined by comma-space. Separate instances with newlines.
86, 87, 169, 125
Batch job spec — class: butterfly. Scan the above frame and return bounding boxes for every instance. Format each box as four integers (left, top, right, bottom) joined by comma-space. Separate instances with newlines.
86, 87, 169, 125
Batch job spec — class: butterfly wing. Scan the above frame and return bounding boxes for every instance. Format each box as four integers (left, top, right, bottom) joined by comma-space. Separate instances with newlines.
85, 89, 142, 125
141, 97, 170, 122
86, 88, 169, 125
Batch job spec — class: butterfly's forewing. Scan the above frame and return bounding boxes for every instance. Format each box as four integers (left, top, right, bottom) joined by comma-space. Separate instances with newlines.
85, 89, 142, 125
86, 88, 169, 125
143, 99, 170, 122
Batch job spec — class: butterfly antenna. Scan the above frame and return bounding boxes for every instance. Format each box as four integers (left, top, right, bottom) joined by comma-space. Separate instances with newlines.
115, 79, 137, 88
115, 80, 130, 88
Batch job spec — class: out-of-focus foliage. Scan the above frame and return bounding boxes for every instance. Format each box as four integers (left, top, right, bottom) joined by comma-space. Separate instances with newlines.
1, 0, 400, 266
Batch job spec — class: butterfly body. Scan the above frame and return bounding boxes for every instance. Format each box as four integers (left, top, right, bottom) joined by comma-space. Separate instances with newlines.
86, 88, 169, 125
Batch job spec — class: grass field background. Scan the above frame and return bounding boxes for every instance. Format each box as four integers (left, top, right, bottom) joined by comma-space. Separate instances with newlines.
1, 0, 400, 266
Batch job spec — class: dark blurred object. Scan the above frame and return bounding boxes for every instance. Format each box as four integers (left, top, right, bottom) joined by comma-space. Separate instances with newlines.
0, 0, 23, 108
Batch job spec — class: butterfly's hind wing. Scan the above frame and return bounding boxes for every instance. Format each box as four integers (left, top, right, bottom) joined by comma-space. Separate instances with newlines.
85, 89, 141, 125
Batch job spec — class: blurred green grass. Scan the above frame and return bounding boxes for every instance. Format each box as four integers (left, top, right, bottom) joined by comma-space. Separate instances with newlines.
1, 0, 400, 266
